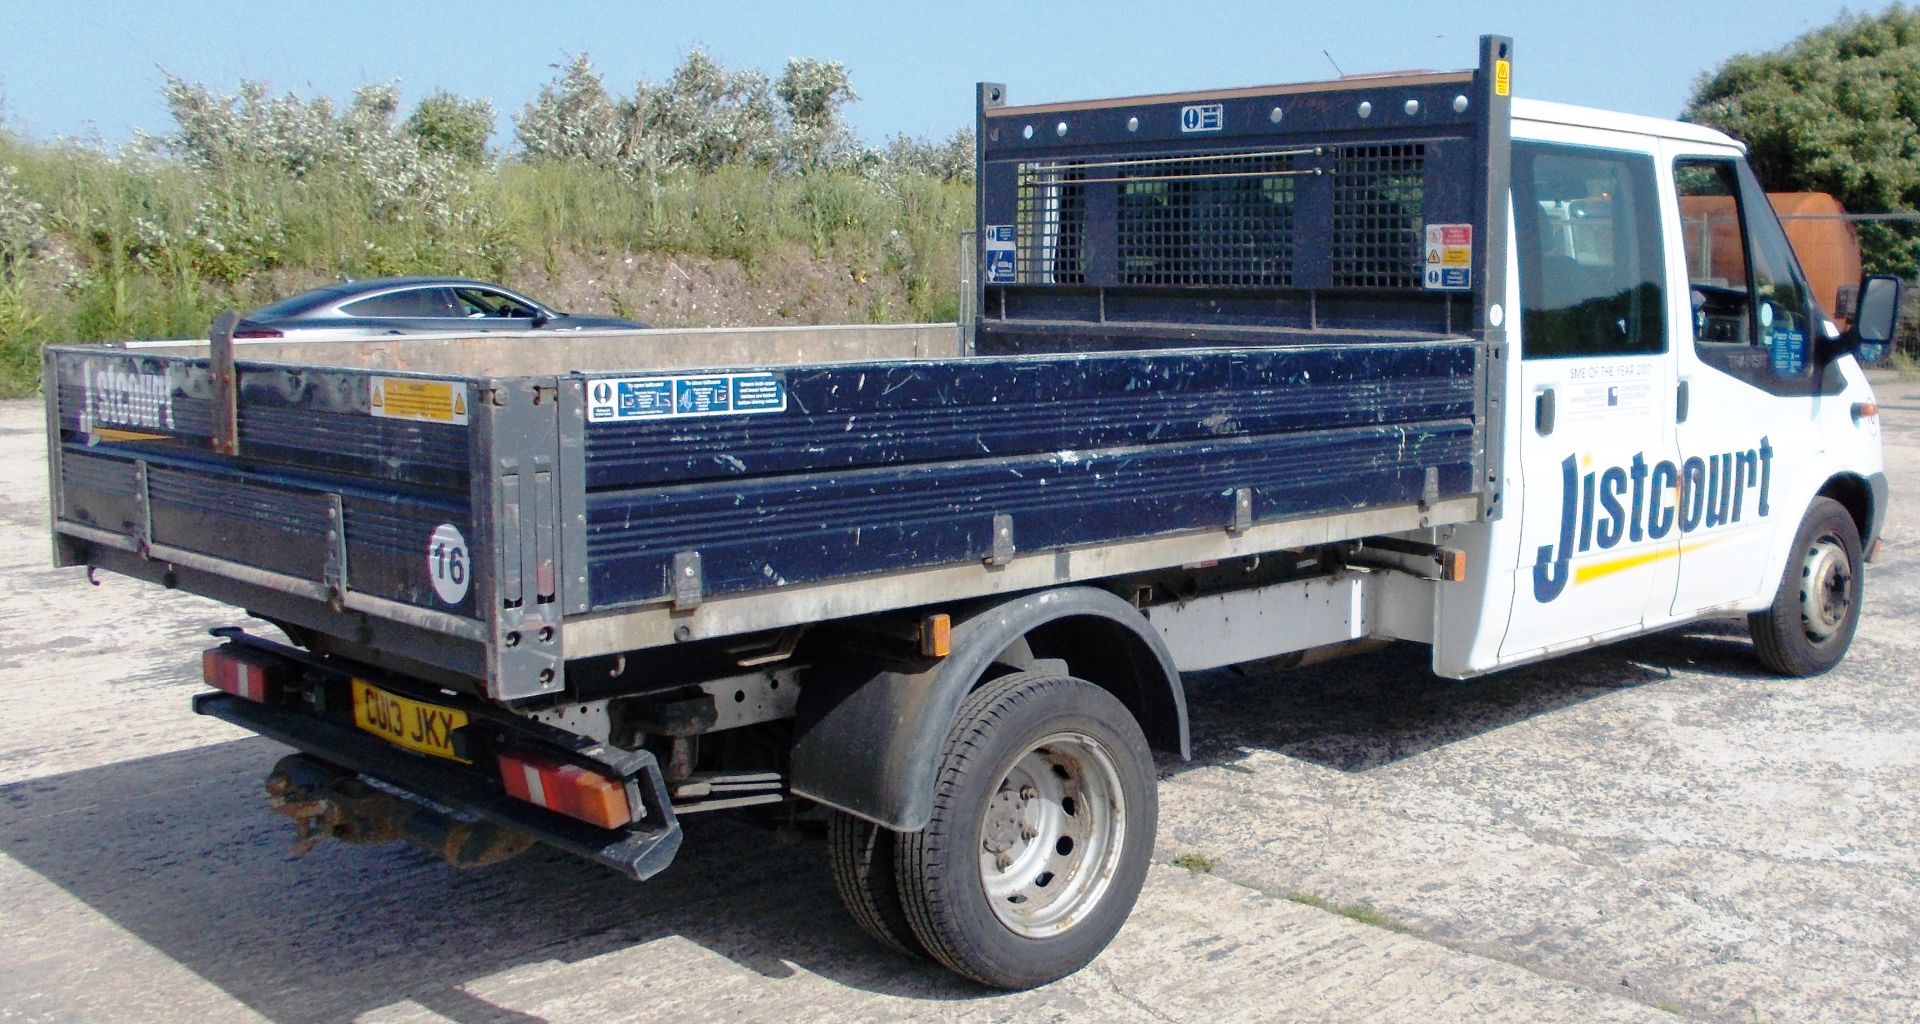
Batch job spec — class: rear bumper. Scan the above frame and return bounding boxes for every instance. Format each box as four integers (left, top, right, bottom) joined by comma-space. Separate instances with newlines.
195, 690, 682, 880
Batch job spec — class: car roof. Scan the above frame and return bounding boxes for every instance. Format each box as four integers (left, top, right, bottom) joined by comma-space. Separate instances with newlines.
245, 277, 527, 319
337, 276, 502, 290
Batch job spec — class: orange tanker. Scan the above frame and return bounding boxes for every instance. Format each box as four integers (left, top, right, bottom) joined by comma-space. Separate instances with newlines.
1771, 193, 1864, 325
1676, 191, 1862, 325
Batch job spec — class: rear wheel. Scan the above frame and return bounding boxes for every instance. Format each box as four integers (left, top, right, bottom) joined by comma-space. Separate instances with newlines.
1749, 497, 1864, 676
826, 810, 925, 958
895, 671, 1155, 989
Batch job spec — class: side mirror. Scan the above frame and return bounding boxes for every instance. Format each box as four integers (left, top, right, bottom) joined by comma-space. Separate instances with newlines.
529, 311, 552, 329
1850, 274, 1901, 365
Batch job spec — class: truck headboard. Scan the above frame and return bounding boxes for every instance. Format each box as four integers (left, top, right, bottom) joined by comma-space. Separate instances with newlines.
974, 36, 1512, 350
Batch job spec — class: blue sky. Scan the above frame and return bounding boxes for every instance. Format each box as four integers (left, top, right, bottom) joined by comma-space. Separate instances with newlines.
0, 1, 1867, 149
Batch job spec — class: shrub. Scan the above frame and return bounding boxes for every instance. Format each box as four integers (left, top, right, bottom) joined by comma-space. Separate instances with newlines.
776, 58, 862, 172
514, 54, 623, 169
885, 129, 975, 183
406, 91, 494, 164
0, 161, 50, 284
624, 50, 781, 174
516, 51, 874, 178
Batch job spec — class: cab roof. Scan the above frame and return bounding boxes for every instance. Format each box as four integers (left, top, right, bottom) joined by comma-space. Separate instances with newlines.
1512, 98, 1744, 150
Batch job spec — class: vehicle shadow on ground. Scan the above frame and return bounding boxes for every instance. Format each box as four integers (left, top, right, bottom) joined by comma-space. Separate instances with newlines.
0, 624, 1767, 1022
0, 738, 991, 1022
1171, 619, 1769, 774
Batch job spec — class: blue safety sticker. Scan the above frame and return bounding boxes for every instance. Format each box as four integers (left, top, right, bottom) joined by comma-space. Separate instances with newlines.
731, 373, 787, 412
587, 372, 788, 423
984, 224, 1016, 283
1179, 103, 1223, 133
1770, 327, 1805, 376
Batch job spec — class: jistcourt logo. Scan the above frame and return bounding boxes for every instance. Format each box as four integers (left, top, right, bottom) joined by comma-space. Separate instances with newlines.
1533, 437, 1774, 602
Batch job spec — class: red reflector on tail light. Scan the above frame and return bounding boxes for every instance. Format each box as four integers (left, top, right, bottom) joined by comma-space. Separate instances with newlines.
202, 645, 283, 703
232, 324, 284, 339
498, 751, 635, 830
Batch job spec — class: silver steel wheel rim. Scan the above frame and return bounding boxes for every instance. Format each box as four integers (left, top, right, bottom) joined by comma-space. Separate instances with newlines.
1800, 534, 1852, 641
977, 731, 1126, 938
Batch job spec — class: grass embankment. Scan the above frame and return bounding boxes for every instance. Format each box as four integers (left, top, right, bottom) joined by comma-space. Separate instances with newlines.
0, 133, 972, 397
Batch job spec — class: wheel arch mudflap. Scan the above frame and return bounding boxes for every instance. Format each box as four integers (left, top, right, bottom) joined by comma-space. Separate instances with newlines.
1822, 471, 1887, 555
789, 586, 1187, 833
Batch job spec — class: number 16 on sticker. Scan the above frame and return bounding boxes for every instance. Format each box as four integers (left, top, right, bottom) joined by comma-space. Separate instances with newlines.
428, 523, 470, 605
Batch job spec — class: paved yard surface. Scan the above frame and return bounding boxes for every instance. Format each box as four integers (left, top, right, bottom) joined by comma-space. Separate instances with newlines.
2, 376, 1917, 1023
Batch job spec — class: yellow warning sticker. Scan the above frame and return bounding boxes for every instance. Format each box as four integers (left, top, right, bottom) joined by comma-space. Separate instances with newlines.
1494, 59, 1511, 97
370, 377, 470, 426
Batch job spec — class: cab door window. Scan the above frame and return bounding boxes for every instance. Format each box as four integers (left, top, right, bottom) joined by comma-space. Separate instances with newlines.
1673, 158, 1820, 390
1513, 142, 1666, 359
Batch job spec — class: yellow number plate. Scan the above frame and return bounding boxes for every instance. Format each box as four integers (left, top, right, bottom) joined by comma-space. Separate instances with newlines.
351, 679, 470, 763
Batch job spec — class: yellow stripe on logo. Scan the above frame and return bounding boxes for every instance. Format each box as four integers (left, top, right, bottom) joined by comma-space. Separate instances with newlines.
90, 427, 170, 443
1571, 533, 1736, 584
1573, 545, 1674, 583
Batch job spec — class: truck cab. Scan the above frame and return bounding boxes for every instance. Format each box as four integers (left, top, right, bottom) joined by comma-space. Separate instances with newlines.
1436, 100, 1890, 678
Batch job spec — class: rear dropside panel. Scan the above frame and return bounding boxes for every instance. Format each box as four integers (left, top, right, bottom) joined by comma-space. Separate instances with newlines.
47, 347, 507, 690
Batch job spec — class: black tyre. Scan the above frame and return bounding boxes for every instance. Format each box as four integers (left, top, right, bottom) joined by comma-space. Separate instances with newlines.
826, 810, 925, 958
895, 671, 1156, 989
1749, 497, 1864, 677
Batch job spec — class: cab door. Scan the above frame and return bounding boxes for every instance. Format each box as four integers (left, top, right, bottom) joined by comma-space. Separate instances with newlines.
1500, 136, 1681, 659
1665, 149, 1823, 616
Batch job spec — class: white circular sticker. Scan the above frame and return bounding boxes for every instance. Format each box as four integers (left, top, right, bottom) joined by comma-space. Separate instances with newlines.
427, 523, 470, 605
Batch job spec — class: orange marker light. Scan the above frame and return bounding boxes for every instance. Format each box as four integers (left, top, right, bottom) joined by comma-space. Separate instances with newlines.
498, 751, 635, 830
921, 613, 952, 658
1851, 401, 1879, 422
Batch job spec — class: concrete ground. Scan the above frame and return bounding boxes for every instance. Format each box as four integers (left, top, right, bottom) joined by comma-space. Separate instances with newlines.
1, 376, 1917, 1024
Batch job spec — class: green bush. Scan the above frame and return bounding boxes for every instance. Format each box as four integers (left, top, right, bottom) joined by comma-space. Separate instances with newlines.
405, 92, 494, 164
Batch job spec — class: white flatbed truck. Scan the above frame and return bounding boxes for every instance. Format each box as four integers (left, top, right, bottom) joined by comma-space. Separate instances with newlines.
44, 37, 1899, 988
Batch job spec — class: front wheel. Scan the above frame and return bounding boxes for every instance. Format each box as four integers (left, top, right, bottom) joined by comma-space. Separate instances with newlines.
1749, 497, 1864, 676
895, 671, 1156, 989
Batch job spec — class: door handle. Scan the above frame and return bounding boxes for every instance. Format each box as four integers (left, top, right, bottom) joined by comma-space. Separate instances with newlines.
1535, 387, 1556, 436
1676, 380, 1690, 424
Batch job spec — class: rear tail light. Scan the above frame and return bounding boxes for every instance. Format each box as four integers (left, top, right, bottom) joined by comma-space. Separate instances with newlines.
232, 322, 284, 339
202, 645, 284, 703
498, 750, 636, 830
